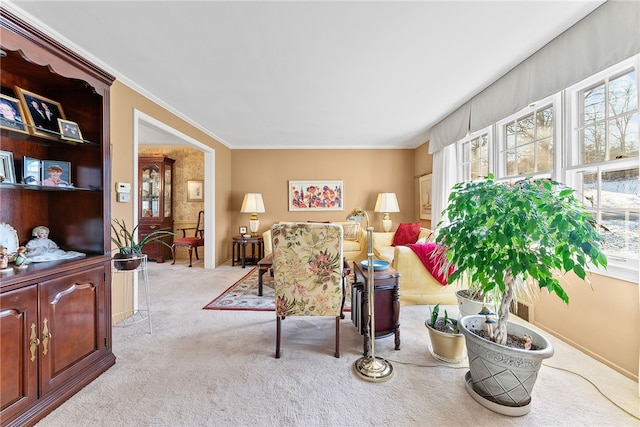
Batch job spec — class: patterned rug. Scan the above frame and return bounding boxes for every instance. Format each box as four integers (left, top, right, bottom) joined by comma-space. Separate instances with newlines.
204, 267, 352, 311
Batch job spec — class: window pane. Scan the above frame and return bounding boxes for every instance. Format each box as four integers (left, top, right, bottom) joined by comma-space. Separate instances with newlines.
506, 122, 516, 150
609, 112, 639, 159
516, 114, 534, 144
609, 70, 638, 116
535, 138, 553, 171
600, 210, 639, 260
583, 83, 605, 123
536, 107, 553, 138
582, 122, 606, 163
480, 134, 489, 157
581, 171, 598, 207
601, 168, 640, 209
506, 150, 516, 176
515, 144, 534, 174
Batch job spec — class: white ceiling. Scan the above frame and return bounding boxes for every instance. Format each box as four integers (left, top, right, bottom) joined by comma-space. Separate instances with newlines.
8, 1, 604, 149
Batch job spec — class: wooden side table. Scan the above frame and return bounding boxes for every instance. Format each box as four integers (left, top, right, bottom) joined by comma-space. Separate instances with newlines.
232, 235, 264, 268
352, 260, 400, 357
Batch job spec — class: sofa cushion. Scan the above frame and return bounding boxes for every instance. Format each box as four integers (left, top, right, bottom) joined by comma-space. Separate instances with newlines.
392, 223, 421, 246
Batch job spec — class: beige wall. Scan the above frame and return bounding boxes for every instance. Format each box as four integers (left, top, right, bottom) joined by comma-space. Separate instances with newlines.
532, 272, 638, 381
110, 81, 231, 266
229, 149, 419, 261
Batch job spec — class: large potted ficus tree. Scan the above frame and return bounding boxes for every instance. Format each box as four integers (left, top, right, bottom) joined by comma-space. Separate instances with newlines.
435, 174, 607, 415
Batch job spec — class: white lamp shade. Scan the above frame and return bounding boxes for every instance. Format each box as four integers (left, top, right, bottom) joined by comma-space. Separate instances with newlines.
240, 193, 265, 214
374, 193, 399, 213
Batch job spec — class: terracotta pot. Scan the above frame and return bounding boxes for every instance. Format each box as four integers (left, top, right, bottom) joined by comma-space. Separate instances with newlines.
113, 253, 142, 271
425, 320, 465, 363
459, 315, 554, 415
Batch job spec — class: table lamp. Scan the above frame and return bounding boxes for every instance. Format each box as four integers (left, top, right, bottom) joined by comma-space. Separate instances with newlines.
374, 193, 399, 232
240, 193, 265, 236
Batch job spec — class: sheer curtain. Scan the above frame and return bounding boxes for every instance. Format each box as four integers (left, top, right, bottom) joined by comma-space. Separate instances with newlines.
431, 144, 458, 235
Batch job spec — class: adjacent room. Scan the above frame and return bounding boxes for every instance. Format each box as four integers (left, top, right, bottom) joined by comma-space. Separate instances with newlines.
0, 1, 638, 426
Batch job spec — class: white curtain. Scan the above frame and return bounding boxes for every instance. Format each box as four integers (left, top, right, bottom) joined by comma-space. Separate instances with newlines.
431, 144, 458, 235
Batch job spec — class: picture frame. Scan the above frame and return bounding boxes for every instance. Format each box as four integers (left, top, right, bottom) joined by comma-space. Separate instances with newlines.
0, 93, 29, 134
58, 118, 83, 142
14, 86, 66, 139
41, 160, 71, 187
0, 151, 16, 184
288, 180, 343, 211
23, 156, 42, 185
187, 180, 204, 202
419, 174, 432, 220
239, 226, 247, 235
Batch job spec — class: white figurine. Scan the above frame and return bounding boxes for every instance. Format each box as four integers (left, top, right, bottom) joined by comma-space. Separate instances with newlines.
25, 225, 85, 262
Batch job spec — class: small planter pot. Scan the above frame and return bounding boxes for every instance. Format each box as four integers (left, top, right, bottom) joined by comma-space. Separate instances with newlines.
459, 315, 554, 416
113, 253, 142, 271
456, 289, 495, 318
425, 320, 465, 364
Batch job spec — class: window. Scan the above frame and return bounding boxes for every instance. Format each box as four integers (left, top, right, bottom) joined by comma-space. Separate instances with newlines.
452, 56, 639, 281
496, 95, 559, 181
567, 57, 639, 281
457, 127, 491, 182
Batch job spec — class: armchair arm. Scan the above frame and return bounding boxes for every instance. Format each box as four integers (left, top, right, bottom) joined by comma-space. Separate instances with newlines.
393, 245, 457, 306
177, 226, 197, 238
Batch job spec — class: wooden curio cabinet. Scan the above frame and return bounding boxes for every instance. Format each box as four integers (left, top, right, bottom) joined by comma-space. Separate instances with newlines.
138, 156, 174, 263
0, 9, 115, 427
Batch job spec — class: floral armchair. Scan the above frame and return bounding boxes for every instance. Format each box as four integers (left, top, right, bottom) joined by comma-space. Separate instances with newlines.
271, 222, 344, 358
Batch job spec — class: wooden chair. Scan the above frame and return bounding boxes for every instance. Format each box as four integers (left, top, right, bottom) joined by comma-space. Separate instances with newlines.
271, 222, 344, 358
171, 210, 204, 267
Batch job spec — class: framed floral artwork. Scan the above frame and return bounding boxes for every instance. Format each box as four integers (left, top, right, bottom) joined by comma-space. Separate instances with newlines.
288, 180, 343, 211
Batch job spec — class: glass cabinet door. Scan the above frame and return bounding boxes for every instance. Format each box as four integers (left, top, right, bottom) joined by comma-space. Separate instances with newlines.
141, 164, 161, 218
164, 164, 172, 218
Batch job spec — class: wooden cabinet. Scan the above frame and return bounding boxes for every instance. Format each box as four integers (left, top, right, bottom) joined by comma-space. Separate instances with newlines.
138, 156, 174, 263
0, 9, 115, 426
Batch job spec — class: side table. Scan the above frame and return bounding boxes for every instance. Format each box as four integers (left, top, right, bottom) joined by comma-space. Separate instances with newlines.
352, 259, 400, 357
111, 254, 152, 334
232, 235, 264, 268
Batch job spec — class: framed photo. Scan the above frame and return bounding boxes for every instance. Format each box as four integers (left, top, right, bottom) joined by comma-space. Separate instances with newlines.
419, 174, 432, 220
289, 180, 343, 211
0, 94, 29, 134
14, 86, 66, 139
58, 118, 83, 142
42, 160, 71, 187
0, 151, 16, 184
187, 180, 204, 202
239, 226, 247, 235
23, 156, 42, 185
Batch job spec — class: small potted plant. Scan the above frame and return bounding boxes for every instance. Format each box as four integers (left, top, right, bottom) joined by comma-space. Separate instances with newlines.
111, 218, 174, 270
425, 304, 465, 363
435, 175, 607, 415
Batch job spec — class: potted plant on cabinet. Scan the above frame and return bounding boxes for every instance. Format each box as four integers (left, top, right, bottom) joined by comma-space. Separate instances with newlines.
435, 175, 607, 415
111, 218, 174, 270
425, 304, 465, 363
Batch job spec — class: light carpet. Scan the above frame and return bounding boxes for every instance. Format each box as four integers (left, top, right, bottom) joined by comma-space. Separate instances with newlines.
35, 260, 639, 427
203, 266, 352, 311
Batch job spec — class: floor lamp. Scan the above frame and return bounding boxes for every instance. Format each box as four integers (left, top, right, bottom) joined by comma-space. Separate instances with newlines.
353, 226, 394, 382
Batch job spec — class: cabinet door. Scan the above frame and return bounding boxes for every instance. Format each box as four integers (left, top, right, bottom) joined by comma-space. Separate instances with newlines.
140, 163, 162, 219
0, 285, 38, 422
38, 266, 107, 395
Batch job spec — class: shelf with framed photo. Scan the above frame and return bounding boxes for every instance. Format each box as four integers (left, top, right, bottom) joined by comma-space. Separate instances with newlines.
0, 9, 116, 427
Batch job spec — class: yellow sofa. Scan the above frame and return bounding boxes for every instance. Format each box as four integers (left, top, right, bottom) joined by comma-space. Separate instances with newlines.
372, 227, 434, 263
262, 221, 366, 264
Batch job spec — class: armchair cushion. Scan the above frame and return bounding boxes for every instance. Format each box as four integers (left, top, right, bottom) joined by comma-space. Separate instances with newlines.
391, 222, 421, 246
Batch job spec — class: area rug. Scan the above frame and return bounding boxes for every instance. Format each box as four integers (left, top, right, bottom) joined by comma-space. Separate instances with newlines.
204, 267, 352, 311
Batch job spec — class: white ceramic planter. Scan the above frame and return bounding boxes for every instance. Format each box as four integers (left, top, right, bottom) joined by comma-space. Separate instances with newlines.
459, 315, 554, 416
456, 289, 495, 318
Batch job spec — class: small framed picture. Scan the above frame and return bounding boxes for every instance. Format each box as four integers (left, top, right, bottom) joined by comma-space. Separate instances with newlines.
58, 118, 83, 143
15, 86, 66, 139
23, 156, 41, 185
0, 94, 29, 134
187, 180, 204, 202
239, 226, 247, 235
0, 151, 16, 184
41, 160, 71, 187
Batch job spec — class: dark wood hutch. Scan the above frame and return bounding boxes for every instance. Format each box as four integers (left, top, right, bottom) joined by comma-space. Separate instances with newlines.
138, 156, 174, 263
0, 9, 115, 426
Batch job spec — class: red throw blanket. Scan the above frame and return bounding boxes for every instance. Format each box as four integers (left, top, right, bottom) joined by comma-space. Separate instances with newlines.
406, 242, 453, 286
